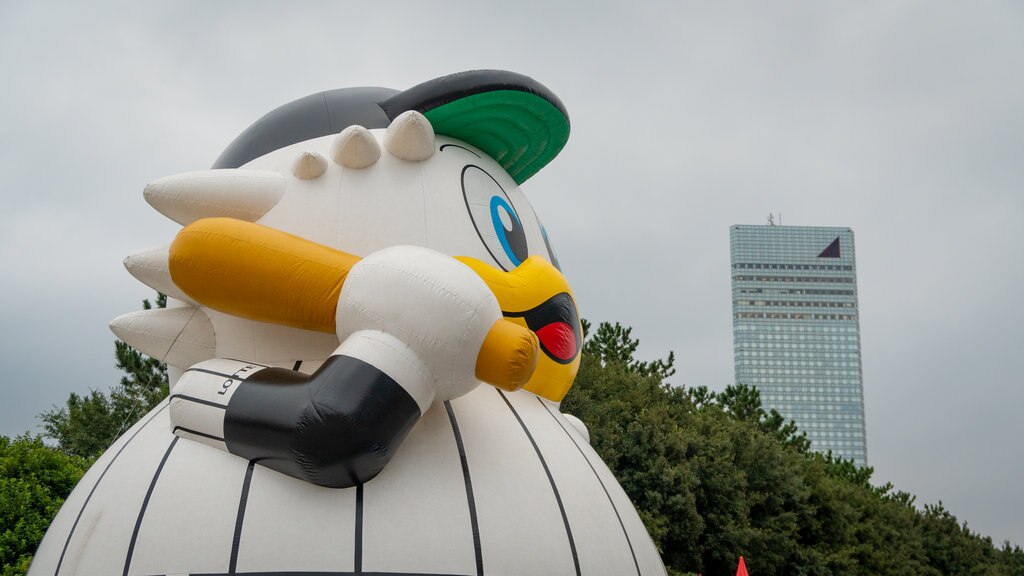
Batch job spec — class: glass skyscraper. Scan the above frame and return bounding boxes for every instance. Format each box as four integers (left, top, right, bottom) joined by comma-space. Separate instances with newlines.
729, 224, 868, 466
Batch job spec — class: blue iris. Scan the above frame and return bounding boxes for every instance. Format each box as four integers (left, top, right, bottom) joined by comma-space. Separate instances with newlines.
489, 195, 525, 268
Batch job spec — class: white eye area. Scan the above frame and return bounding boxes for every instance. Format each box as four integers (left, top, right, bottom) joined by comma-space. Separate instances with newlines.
498, 208, 514, 231
461, 165, 529, 271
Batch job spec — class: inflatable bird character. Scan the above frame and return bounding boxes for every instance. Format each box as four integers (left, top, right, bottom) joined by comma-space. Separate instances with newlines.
31, 71, 667, 576
115, 70, 581, 488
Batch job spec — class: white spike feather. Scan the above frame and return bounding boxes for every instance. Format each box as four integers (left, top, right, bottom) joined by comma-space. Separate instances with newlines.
291, 151, 328, 180
331, 126, 381, 169
384, 111, 435, 162
109, 307, 215, 369
123, 246, 196, 305
144, 169, 285, 226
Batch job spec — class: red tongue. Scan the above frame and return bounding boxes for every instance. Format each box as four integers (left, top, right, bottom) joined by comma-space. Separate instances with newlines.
535, 322, 577, 362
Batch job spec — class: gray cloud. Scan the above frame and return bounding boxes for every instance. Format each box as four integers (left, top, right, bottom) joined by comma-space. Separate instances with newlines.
1, 0, 1021, 547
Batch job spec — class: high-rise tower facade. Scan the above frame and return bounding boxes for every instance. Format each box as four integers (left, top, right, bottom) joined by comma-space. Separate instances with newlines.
730, 224, 868, 466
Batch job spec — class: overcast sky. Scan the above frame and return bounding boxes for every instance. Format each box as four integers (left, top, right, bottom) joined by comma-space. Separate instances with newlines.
2, 0, 1021, 548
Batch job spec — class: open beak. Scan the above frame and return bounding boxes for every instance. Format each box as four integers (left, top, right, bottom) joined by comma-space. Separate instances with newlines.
455, 256, 582, 402
505, 292, 581, 365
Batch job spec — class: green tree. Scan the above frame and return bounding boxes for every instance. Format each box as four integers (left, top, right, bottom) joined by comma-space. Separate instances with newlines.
40, 294, 169, 458
582, 320, 676, 380
562, 320, 1023, 576
0, 435, 89, 576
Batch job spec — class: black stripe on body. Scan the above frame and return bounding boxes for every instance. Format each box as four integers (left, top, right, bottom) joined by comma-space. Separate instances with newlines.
538, 398, 641, 576
54, 402, 169, 576
229, 461, 257, 574
185, 367, 250, 379
172, 426, 225, 443
496, 390, 580, 576
185, 565, 471, 569
354, 483, 364, 573
169, 394, 227, 410
221, 358, 270, 369
444, 401, 483, 576
123, 436, 179, 576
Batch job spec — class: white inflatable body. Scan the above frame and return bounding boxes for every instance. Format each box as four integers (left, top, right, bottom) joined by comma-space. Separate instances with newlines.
31, 385, 663, 575
30, 71, 668, 575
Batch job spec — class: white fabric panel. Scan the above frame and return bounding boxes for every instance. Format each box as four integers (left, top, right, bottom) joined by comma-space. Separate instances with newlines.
168, 397, 227, 450
235, 465, 357, 573
557, 407, 668, 576
421, 138, 497, 263
248, 138, 343, 249
169, 395, 226, 436
168, 359, 266, 447
361, 399, 476, 574
171, 428, 226, 451
49, 405, 173, 576
336, 146, 427, 255
127, 440, 245, 576
32, 388, 667, 575
189, 357, 269, 375
508, 392, 639, 576
456, 386, 577, 575
206, 309, 338, 365
29, 404, 168, 576
171, 370, 235, 406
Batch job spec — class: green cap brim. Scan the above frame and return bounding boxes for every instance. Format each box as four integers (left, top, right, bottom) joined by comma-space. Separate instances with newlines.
381, 70, 570, 184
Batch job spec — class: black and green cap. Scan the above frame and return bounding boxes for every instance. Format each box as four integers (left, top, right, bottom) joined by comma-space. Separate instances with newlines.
213, 70, 569, 185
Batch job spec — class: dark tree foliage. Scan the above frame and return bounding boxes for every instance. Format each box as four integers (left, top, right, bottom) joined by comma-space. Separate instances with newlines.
0, 436, 89, 576
562, 320, 1024, 576
40, 295, 169, 459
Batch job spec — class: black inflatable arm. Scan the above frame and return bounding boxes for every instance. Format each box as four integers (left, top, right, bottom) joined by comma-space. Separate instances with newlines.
223, 355, 421, 488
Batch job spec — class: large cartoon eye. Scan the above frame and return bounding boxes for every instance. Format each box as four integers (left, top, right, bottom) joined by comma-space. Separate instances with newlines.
462, 165, 529, 271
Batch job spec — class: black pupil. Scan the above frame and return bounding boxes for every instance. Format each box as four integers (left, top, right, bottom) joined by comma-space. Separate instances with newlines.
502, 206, 530, 264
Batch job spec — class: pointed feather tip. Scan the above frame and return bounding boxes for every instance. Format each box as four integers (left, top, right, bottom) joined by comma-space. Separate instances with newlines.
109, 307, 215, 368
291, 151, 328, 180
122, 246, 195, 305
331, 125, 381, 169
144, 169, 286, 225
384, 111, 435, 162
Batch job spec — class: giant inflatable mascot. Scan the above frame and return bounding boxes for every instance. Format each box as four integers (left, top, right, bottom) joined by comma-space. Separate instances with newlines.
30, 70, 668, 576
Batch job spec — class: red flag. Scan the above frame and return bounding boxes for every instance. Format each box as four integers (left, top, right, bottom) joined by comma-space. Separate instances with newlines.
736, 556, 749, 576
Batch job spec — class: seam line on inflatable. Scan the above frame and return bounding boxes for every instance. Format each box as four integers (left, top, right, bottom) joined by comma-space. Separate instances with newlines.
354, 483, 364, 572
186, 367, 248, 379
443, 401, 483, 576
496, 390, 580, 576
123, 436, 179, 576
53, 402, 170, 576
228, 460, 256, 574
164, 306, 203, 360
172, 426, 225, 442
538, 397, 642, 576
169, 394, 228, 410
